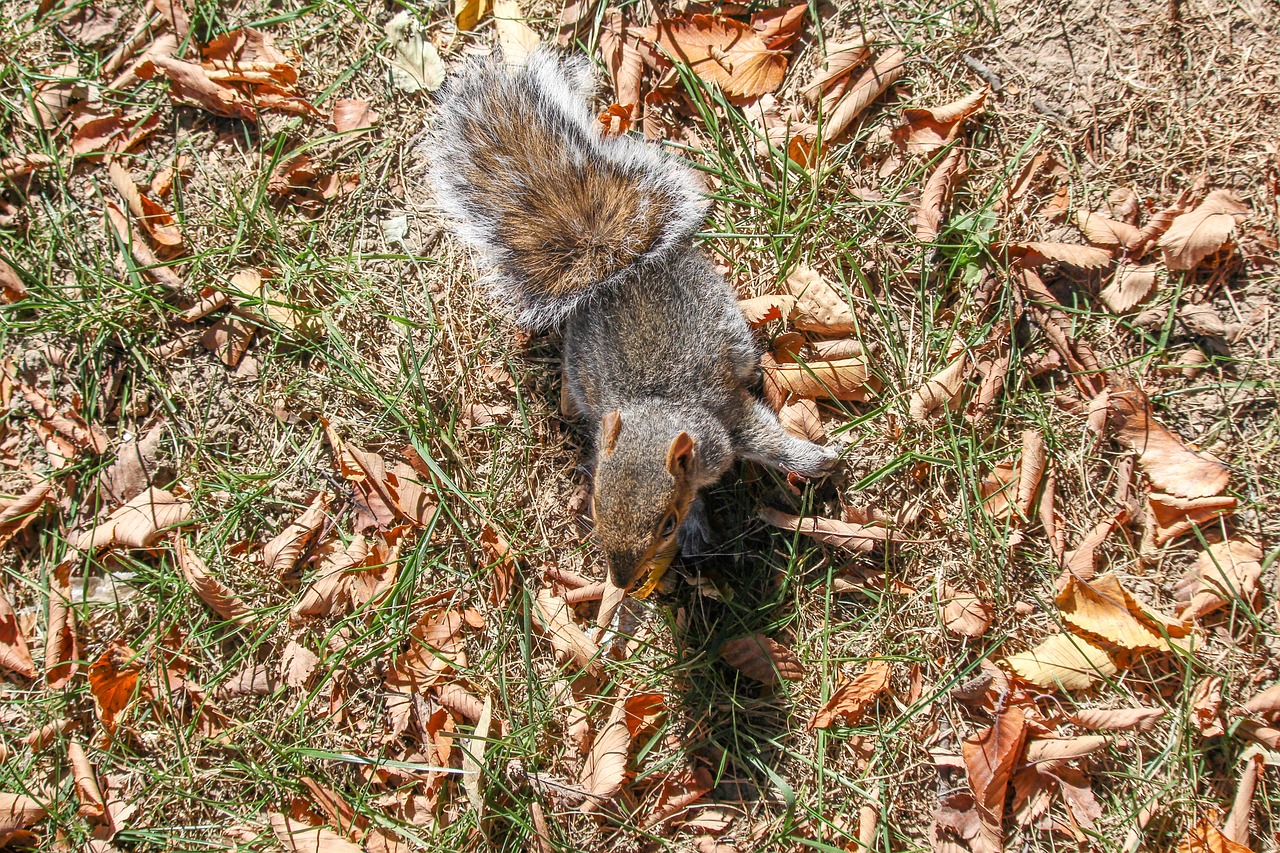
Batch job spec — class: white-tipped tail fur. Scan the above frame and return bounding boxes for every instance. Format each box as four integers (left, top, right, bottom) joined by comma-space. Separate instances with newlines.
427, 51, 709, 330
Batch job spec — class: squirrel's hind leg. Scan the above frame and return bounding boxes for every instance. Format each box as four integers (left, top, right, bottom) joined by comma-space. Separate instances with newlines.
735, 400, 839, 478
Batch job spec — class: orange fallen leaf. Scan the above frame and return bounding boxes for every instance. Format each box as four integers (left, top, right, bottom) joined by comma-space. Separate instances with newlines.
1056, 572, 1191, 653
810, 659, 891, 729
261, 492, 332, 576
891, 87, 988, 154
721, 634, 805, 685
1004, 633, 1118, 691
942, 585, 994, 638
622, 692, 666, 737
1068, 706, 1166, 732
532, 587, 603, 676
107, 160, 183, 248
0, 257, 26, 303
479, 524, 517, 606
72, 487, 193, 553
915, 146, 964, 242
760, 352, 874, 403
801, 36, 873, 104
1145, 492, 1236, 546
88, 641, 147, 736
68, 740, 105, 819
1176, 815, 1253, 853
1109, 384, 1230, 499
1159, 190, 1249, 271
1002, 241, 1114, 270
385, 608, 477, 693
1177, 538, 1264, 620
654, 15, 787, 99
963, 705, 1028, 852
269, 813, 362, 853
331, 99, 379, 133
597, 103, 634, 137
0, 587, 36, 678
175, 537, 251, 624
104, 201, 183, 291
0, 480, 53, 550
1190, 675, 1225, 737
908, 355, 969, 421
751, 4, 807, 51
45, 558, 77, 688
760, 506, 892, 553
785, 264, 856, 333
1074, 210, 1142, 249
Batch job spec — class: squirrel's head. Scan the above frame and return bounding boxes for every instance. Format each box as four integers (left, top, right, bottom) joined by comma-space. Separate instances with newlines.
591, 409, 696, 594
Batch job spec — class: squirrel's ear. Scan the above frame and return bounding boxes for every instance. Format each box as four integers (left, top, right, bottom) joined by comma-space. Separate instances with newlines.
601, 410, 623, 457
666, 431, 695, 476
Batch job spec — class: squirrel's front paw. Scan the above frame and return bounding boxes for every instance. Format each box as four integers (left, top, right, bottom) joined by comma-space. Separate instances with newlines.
788, 441, 841, 479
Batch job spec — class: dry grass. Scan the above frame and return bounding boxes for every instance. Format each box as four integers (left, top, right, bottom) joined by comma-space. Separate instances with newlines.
1, 0, 1278, 850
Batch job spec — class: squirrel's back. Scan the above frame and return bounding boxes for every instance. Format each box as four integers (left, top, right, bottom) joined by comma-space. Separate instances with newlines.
429, 52, 709, 329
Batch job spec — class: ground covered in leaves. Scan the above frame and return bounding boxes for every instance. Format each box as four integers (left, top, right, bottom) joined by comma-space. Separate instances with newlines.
1, 0, 1279, 850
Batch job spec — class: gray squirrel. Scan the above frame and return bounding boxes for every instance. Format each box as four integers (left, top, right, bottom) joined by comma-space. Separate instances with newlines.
429, 51, 838, 593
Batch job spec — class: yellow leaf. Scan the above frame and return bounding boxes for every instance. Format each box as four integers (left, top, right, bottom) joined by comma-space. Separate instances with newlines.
1005, 633, 1117, 691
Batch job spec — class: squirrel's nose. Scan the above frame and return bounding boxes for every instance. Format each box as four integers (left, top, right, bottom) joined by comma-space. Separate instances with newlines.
606, 549, 646, 590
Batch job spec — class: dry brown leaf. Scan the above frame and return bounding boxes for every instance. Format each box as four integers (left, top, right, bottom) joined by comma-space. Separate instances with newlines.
385, 608, 476, 693
95, 421, 164, 506
269, 813, 362, 853
1068, 706, 1166, 732
597, 103, 634, 137
1146, 492, 1236, 546
810, 659, 891, 729
103, 201, 183, 291
455, 0, 492, 30
291, 528, 405, 620
721, 634, 805, 685
262, 492, 331, 577
1003, 241, 1114, 270
0, 153, 55, 182
17, 382, 109, 454
778, 398, 824, 442
1177, 538, 1264, 620
891, 87, 988, 154
21, 63, 77, 128
385, 463, 436, 527
532, 587, 603, 676
738, 294, 797, 327
175, 537, 251, 624
760, 352, 873, 403
1242, 682, 1280, 718
784, 264, 856, 333
916, 146, 964, 242
331, 99, 380, 133
599, 10, 647, 108
494, 0, 541, 65
622, 692, 666, 738
45, 558, 77, 688
0, 480, 53, 550
1190, 675, 1225, 737
1223, 755, 1261, 846
1023, 735, 1109, 765
1176, 815, 1253, 853
0, 792, 47, 842
68, 740, 105, 819
751, 4, 807, 51
580, 693, 631, 810
107, 161, 183, 248
822, 47, 906, 143
1074, 211, 1142, 248
909, 355, 969, 421
1004, 633, 1118, 691
280, 640, 320, 689
1109, 385, 1229, 499
88, 641, 145, 735
338, 444, 399, 531
73, 487, 192, 553
461, 693, 493, 817
1100, 262, 1158, 313
942, 585, 994, 638
479, 524, 517, 606
1061, 510, 1126, 581
0, 587, 36, 678
801, 37, 872, 104
655, 15, 787, 99
1056, 572, 1189, 652
963, 705, 1028, 852
1159, 190, 1249, 271
0, 257, 26, 303
760, 507, 892, 553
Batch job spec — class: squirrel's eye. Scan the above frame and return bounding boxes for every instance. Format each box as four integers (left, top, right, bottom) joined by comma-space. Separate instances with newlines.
659, 512, 678, 538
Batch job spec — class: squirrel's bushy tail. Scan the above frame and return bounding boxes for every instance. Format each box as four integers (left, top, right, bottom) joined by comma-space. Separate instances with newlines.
429, 52, 708, 330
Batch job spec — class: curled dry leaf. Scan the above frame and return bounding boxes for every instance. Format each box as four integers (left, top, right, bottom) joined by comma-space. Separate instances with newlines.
1177, 815, 1253, 853
269, 813, 362, 853
479, 524, 517, 606
1109, 384, 1229, 499
810, 659, 891, 729
738, 294, 797, 327
760, 506, 892, 553
384, 11, 446, 93
1023, 735, 1109, 765
599, 10, 647, 108
107, 161, 183, 248
1242, 682, 1280, 718
1004, 632, 1118, 691
331, 99, 379, 133
1068, 706, 1165, 732
942, 585, 994, 638
262, 492, 331, 577
784, 264, 856, 333
1158, 189, 1249, 271
962, 705, 1028, 852
654, 15, 787, 99
622, 692, 666, 737
891, 87, 988, 154
1074, 211, 1142, 248
915, 146, 964, 242
1190, 675, 1225, 738
1056, 572, 1191, 653
68, 740, 105, 819
138, 55, 317, 120
88, 641, 146, 735
494, 0, 541, 66
385, 608, 477, 693
45, 559, 77, 688
0, 480, 53, 550
461, 694, 493, 817
0, 153, 55, 182
455, 0, 492, 31
533, 587, 602, 676
73, 487, 193, 553
1177, 538, 1264, 620
1, 257, 27, 303
1146, 492, 1236, 547
580, 693, 632, 811
751, 4, 807, 51
175, 537, 251, 624
0, 587, 36, 678
822, 47, 906, 143
103, 201, 183, 291
909, 355, 969, 422
597, 103, 634, 136
18, 382, 109, 454
761, 352, 873, 403
1002, 241, 1114, 270
0, 793, 48, 842
721, 634, 805, 685
1099, 262, 1158, 313
801, 36, 873, 103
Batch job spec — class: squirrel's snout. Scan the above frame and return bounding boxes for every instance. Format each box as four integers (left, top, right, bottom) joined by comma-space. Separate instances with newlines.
606, 549, 646, 591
